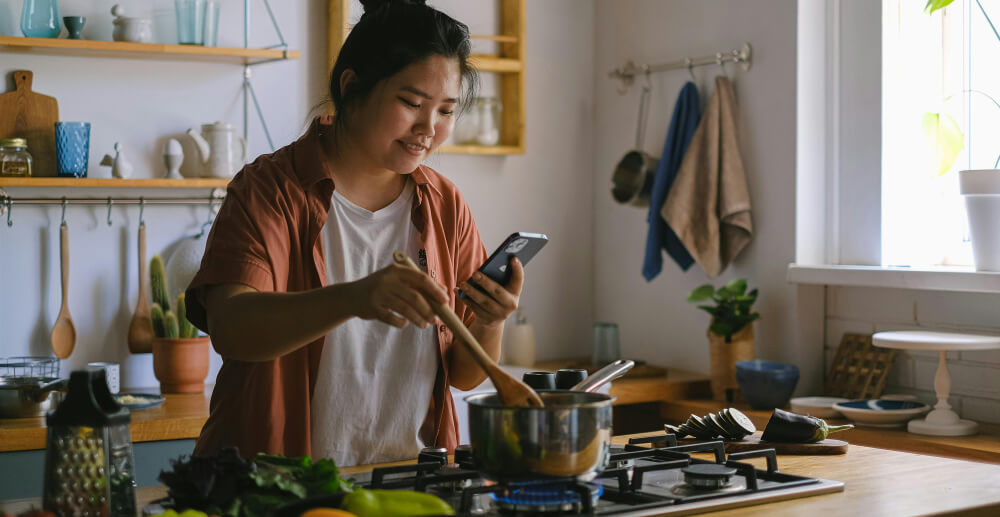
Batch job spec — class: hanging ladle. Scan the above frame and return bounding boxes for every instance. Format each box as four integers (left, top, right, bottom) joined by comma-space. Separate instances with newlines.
392, 251, 544, 408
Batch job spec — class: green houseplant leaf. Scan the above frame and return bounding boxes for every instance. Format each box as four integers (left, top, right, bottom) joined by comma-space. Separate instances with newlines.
687, 284, 715, 302
922, 111, 964, 177
724, 278, 747, 295
925, 0, 955, 14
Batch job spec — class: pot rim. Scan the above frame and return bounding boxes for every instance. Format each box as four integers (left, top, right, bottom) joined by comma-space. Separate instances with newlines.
464, 390, 615, 409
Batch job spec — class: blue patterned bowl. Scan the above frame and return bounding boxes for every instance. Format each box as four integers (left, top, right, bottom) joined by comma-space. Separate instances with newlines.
736, 360, 800, 410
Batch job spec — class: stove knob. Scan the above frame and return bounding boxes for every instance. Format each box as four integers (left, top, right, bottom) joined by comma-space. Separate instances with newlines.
555, 368, 588, 390
417, 447, 448, 465
453, 444, 474, 468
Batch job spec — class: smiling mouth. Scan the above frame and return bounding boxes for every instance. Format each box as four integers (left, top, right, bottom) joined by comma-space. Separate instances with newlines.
400, 141, 429, 153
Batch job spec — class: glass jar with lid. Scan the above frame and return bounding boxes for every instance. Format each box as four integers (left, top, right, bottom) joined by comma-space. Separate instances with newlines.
0, 138, 33, 177
475, 97, 502, 146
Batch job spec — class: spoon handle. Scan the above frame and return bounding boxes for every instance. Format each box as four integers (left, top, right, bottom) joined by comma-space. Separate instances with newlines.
60, 221, 69, 307
137, 222, 147, 300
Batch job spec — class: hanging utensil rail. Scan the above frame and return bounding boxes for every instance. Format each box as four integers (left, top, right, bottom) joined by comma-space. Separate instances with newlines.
0, 188, 225, 227
608, 42, 752, 94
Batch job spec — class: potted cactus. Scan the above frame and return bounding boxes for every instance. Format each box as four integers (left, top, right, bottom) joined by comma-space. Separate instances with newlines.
150, 254, 209, 394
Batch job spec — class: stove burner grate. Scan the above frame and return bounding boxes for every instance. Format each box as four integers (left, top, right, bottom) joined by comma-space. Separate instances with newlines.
492, 481, 603, 514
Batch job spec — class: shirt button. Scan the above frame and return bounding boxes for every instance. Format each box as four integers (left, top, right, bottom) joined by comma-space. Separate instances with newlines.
430, 270, 437, 279
439, 325, 447, 333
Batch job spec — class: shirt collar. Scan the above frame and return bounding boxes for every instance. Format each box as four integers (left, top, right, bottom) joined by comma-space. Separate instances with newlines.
297, 115, 442, 199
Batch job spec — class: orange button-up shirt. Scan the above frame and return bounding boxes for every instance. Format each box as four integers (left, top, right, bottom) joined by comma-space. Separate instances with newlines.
185, 116, 487, 459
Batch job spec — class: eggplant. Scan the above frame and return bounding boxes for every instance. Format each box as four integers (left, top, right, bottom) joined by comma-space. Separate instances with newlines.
761, 408, 854, 443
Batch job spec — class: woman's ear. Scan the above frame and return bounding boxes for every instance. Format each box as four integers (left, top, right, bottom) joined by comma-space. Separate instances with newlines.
340, 69, 358, 98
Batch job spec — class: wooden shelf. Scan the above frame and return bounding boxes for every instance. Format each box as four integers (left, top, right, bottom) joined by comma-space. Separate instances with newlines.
0, 177, 229, 188
0, 35, 299, 64
437, 144, 523, 155
328, 0, 526, 155
468, 54, 522, 73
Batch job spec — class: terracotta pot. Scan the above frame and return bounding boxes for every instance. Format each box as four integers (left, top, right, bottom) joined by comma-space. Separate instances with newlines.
708, 324, 755, 402
152, 336, 210, 393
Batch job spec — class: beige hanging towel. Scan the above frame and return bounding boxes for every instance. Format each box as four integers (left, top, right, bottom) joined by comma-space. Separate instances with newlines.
661, 75, 752, 277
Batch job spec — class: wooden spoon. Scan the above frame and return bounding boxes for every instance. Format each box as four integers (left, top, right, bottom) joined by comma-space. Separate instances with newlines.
51, 221, 76, 359
127, 221, 154, 353
393, 251, 544, 408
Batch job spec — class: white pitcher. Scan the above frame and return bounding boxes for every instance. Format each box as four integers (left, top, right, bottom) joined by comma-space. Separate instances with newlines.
185, 122, 248, 178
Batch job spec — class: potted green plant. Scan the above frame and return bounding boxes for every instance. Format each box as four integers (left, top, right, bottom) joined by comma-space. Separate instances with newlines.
149, 254, 209, 394
687, 279, 759, 402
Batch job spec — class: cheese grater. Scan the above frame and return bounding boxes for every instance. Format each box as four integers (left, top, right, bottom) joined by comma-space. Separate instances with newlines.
43, 368, 136, 516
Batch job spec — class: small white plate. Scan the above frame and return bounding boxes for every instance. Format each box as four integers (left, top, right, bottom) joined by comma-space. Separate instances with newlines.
832, 399, 931, 428
790, 396, 850, 418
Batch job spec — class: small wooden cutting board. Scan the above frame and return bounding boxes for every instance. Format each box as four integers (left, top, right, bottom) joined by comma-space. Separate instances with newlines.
0, 70, 59, 177
680, 434, 848, 455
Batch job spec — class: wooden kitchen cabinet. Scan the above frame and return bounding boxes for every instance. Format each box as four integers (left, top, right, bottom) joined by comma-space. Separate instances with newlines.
328, 0, 526, 155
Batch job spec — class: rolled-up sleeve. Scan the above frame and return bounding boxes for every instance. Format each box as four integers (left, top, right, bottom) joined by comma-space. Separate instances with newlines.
185, 172, 289, 332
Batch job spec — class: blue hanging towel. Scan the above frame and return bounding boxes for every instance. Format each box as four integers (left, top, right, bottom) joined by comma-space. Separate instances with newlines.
643, 82, 701, 281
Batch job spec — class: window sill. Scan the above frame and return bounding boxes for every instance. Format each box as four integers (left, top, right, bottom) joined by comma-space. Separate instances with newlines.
786, 264, 1000, 293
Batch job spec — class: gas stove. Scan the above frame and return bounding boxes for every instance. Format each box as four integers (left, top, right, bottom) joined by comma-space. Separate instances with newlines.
343, 433, 844, 516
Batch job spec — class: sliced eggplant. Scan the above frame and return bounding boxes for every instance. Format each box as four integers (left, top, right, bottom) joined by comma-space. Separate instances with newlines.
727, 408, 757, 435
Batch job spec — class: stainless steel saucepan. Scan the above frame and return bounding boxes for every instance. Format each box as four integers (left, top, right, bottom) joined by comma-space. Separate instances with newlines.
0, 377, 66, 418
466, 359, 634, 480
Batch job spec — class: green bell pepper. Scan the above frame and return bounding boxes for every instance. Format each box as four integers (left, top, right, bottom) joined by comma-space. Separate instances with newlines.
342, 488, 455, 517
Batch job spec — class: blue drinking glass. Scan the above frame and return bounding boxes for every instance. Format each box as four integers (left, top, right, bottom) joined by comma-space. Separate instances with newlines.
175, 0, 205, 45
21, 0, 61, 38
55, 122, 91, 178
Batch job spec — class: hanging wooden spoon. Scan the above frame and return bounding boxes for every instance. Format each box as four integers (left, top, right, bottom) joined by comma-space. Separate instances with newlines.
51, 221, 77, 359
127, 220, 154, 353
393, 251, 544, 408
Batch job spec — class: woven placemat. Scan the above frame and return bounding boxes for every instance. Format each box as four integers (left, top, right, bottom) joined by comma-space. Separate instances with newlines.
825, 333, 896, 399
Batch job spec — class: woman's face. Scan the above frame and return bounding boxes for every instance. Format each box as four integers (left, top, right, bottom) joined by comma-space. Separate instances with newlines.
348, 55, 461, 174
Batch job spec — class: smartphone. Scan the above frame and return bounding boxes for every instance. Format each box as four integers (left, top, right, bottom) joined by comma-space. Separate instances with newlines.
462, 232, 548, 296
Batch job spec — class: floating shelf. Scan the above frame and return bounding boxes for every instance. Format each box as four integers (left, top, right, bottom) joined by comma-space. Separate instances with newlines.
468, 54, 522, 73
437, 144, 523, 155
0, 177, 230, 189
0, 35, 299, 64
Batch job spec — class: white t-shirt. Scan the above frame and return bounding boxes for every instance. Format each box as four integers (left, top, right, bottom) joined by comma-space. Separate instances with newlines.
310, 178, 439, 466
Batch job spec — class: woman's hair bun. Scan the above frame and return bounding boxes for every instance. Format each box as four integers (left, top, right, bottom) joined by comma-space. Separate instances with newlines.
360, 0, 427, 14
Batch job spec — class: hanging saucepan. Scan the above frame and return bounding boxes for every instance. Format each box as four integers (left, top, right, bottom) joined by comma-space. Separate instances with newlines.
611, 82, 658, 207
466, 359, 634, 481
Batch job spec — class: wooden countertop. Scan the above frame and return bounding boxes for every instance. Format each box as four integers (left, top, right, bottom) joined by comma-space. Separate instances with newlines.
531, 359, 711, 404
0, 389, 209, 452
661, 398, 1000, 464
4, 432, 999, 516
0, 360, 709, 453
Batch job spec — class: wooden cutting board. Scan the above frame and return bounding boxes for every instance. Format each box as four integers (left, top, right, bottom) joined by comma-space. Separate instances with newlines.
679, 434, 848, 455
0, 70, 59, 177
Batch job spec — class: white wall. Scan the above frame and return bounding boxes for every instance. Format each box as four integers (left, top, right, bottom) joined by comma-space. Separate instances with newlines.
591, 1, 808, 386
0, 0, 597, 387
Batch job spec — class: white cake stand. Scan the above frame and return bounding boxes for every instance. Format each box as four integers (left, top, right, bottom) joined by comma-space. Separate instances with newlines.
872, 330, 1000, 436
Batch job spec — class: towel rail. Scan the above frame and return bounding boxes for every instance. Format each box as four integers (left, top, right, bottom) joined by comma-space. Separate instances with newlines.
609, 42, 752, 94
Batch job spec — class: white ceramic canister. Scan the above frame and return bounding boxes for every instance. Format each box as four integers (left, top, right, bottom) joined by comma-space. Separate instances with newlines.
503, 311, 536, 367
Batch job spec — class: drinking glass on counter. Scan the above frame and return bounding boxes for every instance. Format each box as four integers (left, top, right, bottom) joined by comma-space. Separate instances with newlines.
592, 322, 621, 366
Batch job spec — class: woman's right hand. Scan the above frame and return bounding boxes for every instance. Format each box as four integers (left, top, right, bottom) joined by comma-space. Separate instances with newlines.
349, 263, 448, 328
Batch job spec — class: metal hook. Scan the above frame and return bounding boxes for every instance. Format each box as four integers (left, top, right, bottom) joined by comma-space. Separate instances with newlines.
642, 65, 652, 89
197, 193, 219, 238
5, 198, 12, 228
716, 52, 729, 79
138, 197, 145, 227
60, 198, 67, 224
106, 197, 113, 226
685, 57, 696, 82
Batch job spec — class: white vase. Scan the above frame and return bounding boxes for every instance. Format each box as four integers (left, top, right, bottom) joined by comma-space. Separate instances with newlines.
960, 169, 1000, 271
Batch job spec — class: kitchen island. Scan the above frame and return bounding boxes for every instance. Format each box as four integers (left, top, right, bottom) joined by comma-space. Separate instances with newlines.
3, 432, 999, 516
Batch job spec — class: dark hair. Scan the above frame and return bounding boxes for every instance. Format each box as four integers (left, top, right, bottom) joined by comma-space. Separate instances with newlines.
329, 0, 479, 128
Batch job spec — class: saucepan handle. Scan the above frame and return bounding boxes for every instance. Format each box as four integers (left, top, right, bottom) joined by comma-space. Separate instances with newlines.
571, 359, 634, 392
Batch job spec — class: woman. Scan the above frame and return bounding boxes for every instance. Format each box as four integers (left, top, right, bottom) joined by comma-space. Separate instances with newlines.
184, 0, 523, 466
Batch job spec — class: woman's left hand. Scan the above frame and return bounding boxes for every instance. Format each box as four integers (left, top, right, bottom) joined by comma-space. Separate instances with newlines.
458, 257, 523, 327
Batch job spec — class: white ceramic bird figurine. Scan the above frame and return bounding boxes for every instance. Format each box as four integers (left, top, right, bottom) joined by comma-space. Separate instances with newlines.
100, 142, 133, 179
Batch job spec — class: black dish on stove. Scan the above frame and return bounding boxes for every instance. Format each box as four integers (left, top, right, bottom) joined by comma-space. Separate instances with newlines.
275, 433, 841, 516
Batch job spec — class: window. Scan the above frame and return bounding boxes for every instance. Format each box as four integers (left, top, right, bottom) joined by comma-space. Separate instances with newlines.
882, 0, 1000, 267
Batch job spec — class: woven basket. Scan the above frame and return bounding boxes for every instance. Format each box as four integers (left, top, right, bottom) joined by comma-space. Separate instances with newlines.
708, 324, 755, 402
